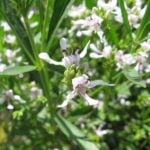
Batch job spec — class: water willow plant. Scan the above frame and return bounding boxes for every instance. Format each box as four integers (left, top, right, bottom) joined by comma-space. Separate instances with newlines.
0, 0, 101, 149
0, 0, 150, 149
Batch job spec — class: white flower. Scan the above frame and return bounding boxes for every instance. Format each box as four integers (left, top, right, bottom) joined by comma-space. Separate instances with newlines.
68, 3, 86, 18
90, 44, 112, 59
7, 103, 14, 110
5, 34, 16, 44
0, 90, 14, 110
146, 78, 150, 84
115, 50, 136, 70
58, 74, 114, 108
6, 49, 16, 62
87, 14, 103, 31
135, 52, 148, 72
114, 7, 123, 23
145, 64, 150, 73
95, 124, 111, 137
62, 51, 80, 68
39, 38, 90, 68
0, 89, 26, 110
98, 0, 117, 13
0, 64, 7, 72
76, 30, 92, 37
0, 21, 11, 31
69, 11, 103, 36
141, 39, 150, 52
96, 128, 110, 137
102, 45, 112, 57
117, 94, 130, 106
30, 87, 43, 99
128, 13, 139, 28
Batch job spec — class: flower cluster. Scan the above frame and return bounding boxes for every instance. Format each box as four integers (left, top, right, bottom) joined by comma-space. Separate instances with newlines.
39, 38, 114, 108
67, 0, 150, 75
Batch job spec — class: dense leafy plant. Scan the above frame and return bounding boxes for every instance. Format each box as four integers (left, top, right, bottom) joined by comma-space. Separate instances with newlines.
0, 0, 150, 149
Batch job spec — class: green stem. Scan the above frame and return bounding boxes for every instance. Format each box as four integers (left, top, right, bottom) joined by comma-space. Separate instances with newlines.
41, 0, 52, 52
38, 65, 56, 123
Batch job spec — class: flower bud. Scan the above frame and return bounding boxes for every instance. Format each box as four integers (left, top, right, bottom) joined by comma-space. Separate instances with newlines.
60, 38, 67, 50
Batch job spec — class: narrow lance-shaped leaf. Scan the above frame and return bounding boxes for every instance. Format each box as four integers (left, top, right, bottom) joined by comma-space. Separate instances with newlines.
46, 0, 74, 53
118, 0, 132, 40
55, 113, 99, 150
105, 17, 119, 46
136, 0, 150, 40
0, 66, 36, 76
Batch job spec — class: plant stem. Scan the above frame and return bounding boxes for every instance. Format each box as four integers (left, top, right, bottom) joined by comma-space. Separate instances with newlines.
24, 15, 56, 123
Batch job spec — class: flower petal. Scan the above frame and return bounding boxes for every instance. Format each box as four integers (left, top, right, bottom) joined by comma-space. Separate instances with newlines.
57, 91, 77, 108
39, 52, 63, 66
57, 99, 70, 108
90, 43, 100, 53
7, 103, 14, 110
14, 95, 26, 103
83, 93, 99, 105
88, 80, 115, 88
80, 40, 90, 58
89, 52, 103, 58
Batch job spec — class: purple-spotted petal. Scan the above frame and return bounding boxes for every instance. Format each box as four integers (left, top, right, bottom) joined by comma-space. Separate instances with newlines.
83, 93, 99, 105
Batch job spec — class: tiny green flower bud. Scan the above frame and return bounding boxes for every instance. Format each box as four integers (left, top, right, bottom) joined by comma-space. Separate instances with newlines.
64, 69, 69, 77
70, 70, 75, 78
70, 64, 76, 70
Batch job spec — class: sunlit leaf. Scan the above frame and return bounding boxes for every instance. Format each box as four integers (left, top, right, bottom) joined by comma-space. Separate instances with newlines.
122, 66, 146, 87
0, 65, 36, 76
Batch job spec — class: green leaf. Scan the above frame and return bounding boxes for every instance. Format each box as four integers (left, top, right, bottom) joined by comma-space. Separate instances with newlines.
115, 82, 131, 96
0, 66, 36, 76
36, 0, 45, 30
46, 0, 74, 53
122, 66, 146, 87
105, 18, 119, 46
136, 0, 150, 40
118, 0, 132, 40
55, 113, 99, 150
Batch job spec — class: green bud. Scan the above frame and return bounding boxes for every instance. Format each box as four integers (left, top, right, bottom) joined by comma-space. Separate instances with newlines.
70, 70, 75, 78
70, 64, 76, 70
64, 69, 69, 77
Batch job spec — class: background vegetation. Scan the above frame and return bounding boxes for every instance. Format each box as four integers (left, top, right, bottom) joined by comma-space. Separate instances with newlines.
0, 0, 150, 149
